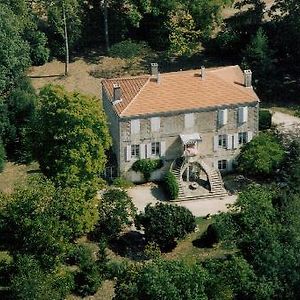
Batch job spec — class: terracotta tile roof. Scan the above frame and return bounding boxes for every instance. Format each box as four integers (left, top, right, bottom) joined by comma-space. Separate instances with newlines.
102, 65, 259, 118
101, 76, 149, 115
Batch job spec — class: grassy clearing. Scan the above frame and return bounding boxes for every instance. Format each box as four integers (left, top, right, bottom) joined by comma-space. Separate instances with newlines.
0, 162, 40, 194
163, 217, 232, 263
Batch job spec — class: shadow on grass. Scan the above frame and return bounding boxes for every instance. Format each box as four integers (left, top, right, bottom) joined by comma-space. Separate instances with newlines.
108, 231, 147, 261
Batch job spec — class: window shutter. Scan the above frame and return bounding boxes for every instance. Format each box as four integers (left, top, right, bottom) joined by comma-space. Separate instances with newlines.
243, 107, 248, 123
218, 110, 223, 126
160, 141, 166, 157
184, 113, 194, 129
140, 143, 146, 159
227, 134, 233, 150
247, 131, 253, 142
218, 109, 228, 126
213, 136, 218, 152
151, 117, 160, 132
238, 107, 248, 123
223, 109, 228, 125
146, 143, 151, 158
125, 145, 131, 162
130, 119, 140, 135
233, 133, 238, 149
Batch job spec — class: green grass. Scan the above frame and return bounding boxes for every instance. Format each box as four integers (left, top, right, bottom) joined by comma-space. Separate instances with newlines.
0, 162, 40, 194
162, 217, 233, 264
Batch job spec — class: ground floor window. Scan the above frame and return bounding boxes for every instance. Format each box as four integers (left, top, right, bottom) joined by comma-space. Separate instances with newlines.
218, 159, 227, 170
151, 142, 160, 156
131, 144, 140, 158
238, 132, 247, 145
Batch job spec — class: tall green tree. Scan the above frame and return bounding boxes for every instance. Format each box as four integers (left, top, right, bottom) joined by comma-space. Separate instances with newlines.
31, 85, 111, 186
0, 4, 30, 96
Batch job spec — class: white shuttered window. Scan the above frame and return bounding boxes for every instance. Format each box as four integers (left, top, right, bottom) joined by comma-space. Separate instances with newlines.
238, 106, 248, 123
184, 113, 194, 129
130, 119, 140, 135
218, 109, 228, 126
150, 117, 160, 132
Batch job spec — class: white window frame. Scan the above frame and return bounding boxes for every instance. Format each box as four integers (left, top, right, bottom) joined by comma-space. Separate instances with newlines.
184, 113, 194, 129
238, 106, 248, 124
130, 119, 140, 135
218, 109, 228, 126
150, 117, 160, 132
218, 134, 227, 148
238, 132, 247, 145
131, 144, 140, 158
151, 142, 160, 156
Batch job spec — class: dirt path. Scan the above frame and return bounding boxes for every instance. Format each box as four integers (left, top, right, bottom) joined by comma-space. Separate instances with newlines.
28, 59, 102, 98
272, 111, 300, 129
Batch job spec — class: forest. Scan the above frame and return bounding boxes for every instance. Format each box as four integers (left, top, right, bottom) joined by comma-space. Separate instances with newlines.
0, 0, 300, 299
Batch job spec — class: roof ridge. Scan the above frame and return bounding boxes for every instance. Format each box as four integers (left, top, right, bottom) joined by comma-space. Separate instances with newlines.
120, 77, 151, 117
102, 75, 149, 82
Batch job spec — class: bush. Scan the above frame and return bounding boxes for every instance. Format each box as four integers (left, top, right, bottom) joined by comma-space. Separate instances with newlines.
259, 110, 272, 130
237, 132, 285, 177
196, 223, 220, 248
109, 40, 149, 59
94, 189, 136, 240
112, 177, 133, 188
132, 159, 163, 181
0, 139, 5, 172
73, 244, 105, 297
136, 203, 196, 251
164, 171, 179, 200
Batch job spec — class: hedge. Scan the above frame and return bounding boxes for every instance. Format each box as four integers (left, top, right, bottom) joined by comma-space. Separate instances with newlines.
164, 171, 179, 200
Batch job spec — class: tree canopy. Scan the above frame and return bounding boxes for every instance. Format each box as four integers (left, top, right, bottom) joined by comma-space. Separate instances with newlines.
31, 85, 111, 186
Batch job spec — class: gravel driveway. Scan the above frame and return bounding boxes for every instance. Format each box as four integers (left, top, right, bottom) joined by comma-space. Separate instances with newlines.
272, 111, 300, 129
127, 183, 237, 217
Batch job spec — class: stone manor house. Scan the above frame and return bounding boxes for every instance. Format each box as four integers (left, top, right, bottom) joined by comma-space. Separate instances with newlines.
102, 65, 259, 200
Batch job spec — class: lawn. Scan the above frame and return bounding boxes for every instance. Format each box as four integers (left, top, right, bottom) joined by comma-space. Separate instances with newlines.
0, 162, 40, 194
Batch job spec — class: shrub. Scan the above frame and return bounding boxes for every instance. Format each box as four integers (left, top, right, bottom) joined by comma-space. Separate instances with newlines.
0, 139, 5, 172
164, 171, 179, 200
94, 189, 136, 240
112, 177, 133, 188
237, 132, 285, 177
132, 159, 163, 181
196, 223, 220, 248
259, 110, 272, 130
136, 203, 196, 251
109, 40, 149, 59
144, 242, 161, 260
73, 244, 105, 297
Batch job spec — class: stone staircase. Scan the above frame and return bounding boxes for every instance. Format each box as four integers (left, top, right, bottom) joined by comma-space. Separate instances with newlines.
170, 157, 227, 201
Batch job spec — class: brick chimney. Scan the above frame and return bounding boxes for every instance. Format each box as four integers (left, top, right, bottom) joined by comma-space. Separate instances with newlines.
113, 83, 121, 104
244, 70, 252, 87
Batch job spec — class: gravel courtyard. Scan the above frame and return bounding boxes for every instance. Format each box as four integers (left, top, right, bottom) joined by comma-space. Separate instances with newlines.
127, 183, 237, 217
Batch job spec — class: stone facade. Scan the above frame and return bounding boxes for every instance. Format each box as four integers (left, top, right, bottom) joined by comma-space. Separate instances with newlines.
102, 83, 259, 182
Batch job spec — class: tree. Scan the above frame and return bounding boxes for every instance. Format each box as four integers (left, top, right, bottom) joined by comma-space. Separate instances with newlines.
5, 76, 37, 162
31, 85, 111, 187
242, 27, 274, 80
10, 255, 74, 300
136, 203, 195, 250
114, 259, 209, 300
0, 4, 30, 97
95, 189, 136, 239
167, 7, 200, 56
237, 132, 285, 177
0, 178, 70, 268
53, 184, 100, 238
